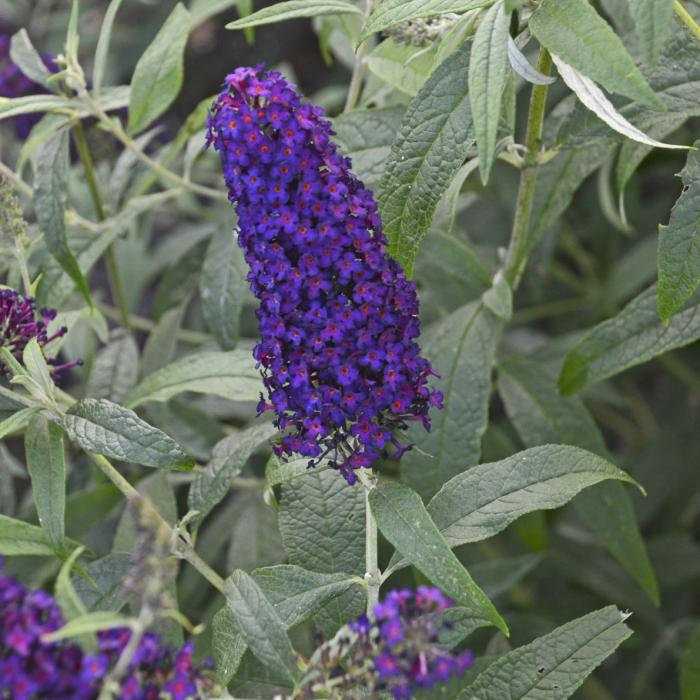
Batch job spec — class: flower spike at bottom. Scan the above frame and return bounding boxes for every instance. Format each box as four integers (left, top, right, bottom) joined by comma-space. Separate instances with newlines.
207, 66, 442, 484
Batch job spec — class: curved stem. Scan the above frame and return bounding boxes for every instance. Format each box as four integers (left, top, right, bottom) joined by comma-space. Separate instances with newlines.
71, 123, 132, 331
344, 0, 378, 112
503, 48, 553, 290
675, 1, 700, 43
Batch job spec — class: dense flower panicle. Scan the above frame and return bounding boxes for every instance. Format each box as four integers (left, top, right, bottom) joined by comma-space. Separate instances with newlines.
0, 560, 214, 699
350, 587, 474, 699
0, 289, 80, 378
207, 66, 442, 483
0, 29, 56, 138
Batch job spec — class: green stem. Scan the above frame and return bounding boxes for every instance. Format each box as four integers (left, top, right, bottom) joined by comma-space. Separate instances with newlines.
89, 453, 225, 593
344, 0, 378, 112
504, 48, 553, 290
675, 1, 700, 43
71, 123, 133, 332
85, 97, 228, 202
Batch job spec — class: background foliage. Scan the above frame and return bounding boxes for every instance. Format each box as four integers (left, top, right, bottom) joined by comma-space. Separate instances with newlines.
1, 0, 700, 698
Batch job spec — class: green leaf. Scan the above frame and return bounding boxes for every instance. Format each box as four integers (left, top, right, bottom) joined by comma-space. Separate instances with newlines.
658, 146, 700, 322
370, 481, 508, 635
128, 3, 191, 134
559, 284, 700, 394
482, 274, 513, 321
362, 0, 491, 40
681, 622, 700, 700
22, 338, 54, 399
469, 0, 509, 184
42, 611, 129, 643
0, 94, 77, 121
224, 570, 300, 683
278, 468, 366, 634
141, 305, 185, 376
86, 331, 139, 404
470, 554, 543, 599
427, 444, 639, 547
628, 0, 674, 66
400, 302, 500, 501
188, 422, 277, 524
498, 357, 659, 605
366, 39, 437, 96
153, 238, 208, 319
225, 0, 361, 29
0, 513, 79, 557
378, 42, 474, 275
25, 415, 66, 553
61, 398, 194, 470
33, 129, 92, 306
457, 606, 632, 699
55, 547, 97, 652
199, 229, 247, 350
93, 0, 125, 94
212, 607, 248, 685
72, 553, 132, 612
126, 349, 261, 407
10, 29, 53, 88
0, 407, 43, 440
333, 106, 405, 187
529, 0, 663, 108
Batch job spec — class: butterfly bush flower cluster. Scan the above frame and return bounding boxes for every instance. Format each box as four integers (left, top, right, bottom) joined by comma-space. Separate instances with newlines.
0, 289, 80, 378
0, 28, 56, 138
207, 66, 442, 483
0, 560, 214, 699
350, 587, 474, 699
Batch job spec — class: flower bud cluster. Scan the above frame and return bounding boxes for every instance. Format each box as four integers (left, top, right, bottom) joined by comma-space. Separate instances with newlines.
0, 560, 214, 699
207, 66, 442, 483
386, 15, 459, 47
350, 587, 475, 699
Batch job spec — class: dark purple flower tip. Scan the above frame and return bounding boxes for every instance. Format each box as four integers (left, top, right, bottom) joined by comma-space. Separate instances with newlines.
207, 66, 442, 483
0, 288, 76, 379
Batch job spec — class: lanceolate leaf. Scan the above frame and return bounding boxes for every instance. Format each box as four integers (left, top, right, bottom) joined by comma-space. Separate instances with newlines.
10, 29, 53, 88
559, 285, 700, 394
62, 398, 194, 470
199, 229, 247, 350
658, 146, 700, 322
25, 415, 66, 553
33, 130, 92, 306
224, 571, 300, 684
457, 606, 632, 699
128, 3, 191, 134
400, 302, 500, 501
86, 331, 139, 405
378, 43, 474, 276
0, 513, 79, 557
362, 0, 491, 40
551, 55, 686, 150
188, 422, 277, 524
426, 444, 639, 547
681, 622, 700, 700
370, 481, 508, 635
628, 0, 674, 67
469, 0, 510, 184
92, 0, 125, 94
507, 36, 557, 86
529, 0, 663, 108
126, 350, 261, 407
226, 0, 361, 30
498, 357, 659, 604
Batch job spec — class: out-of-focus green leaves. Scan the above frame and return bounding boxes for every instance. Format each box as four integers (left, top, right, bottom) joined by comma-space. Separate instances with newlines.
226, 0, 361, 30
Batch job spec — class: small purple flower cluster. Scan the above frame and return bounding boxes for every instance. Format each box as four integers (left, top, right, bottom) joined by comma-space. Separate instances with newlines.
0, 28, 56, 138
350, 587, 474, 699
0, 560, 213, 699
207, 66, 442, 484
0, 289, 79, 378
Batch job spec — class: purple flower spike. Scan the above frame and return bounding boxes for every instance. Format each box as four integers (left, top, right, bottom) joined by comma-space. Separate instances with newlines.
207, 66, 442, 483
0, 288, 80, 379
351, 586, 474, 699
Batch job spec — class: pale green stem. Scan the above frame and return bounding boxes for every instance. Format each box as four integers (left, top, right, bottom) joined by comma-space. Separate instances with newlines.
358, 469, 380, 615
503, 48, 553, 290
85, 96, 228, 202
14, 236, 33, 295
675, 1, 700, 43
344, 0, 378, 112
71, 123, 132, 332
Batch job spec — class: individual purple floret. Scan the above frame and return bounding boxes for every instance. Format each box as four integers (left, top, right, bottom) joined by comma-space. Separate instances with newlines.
0, 559, 214, 699
0, 288, 80, 378
0, 28, 56, 138
206, 66, 442, 484
350, 586, 474, 699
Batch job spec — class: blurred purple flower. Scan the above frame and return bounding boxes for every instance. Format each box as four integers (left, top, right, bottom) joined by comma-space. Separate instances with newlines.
207, 66, 442, 484
0, 559, 214, 699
